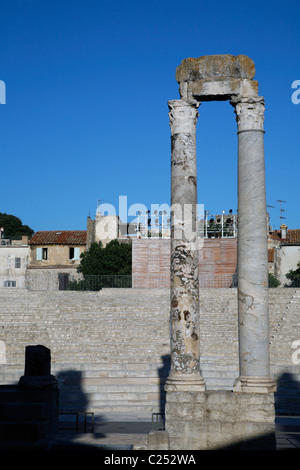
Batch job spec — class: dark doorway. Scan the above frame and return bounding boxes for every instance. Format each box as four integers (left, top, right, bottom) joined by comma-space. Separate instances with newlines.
58, 273, 69, 290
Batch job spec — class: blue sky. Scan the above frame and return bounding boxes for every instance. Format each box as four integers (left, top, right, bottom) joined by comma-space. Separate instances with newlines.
0, 0, 299, 232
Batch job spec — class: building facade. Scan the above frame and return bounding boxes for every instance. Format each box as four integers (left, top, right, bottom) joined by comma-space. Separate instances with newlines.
27, 230, 87, 290
0, 237, 29, 289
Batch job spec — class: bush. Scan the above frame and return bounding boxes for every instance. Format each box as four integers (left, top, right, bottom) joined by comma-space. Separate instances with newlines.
268, 273, 281, 288
285, 262, 300, 287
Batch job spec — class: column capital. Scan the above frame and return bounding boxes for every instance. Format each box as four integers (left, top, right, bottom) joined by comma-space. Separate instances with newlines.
168, 99, 200, 136
230, 95, 265, 133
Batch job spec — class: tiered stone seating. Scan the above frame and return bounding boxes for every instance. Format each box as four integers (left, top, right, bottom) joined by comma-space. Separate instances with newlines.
0, 287, 299, 420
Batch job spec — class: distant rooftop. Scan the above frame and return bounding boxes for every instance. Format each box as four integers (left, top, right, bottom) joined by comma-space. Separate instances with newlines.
270, 229, 300, 245
29, 230, 87, 246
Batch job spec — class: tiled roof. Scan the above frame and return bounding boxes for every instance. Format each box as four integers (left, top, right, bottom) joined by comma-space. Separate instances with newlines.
270, 229, 300, 244
29, 231, 87, 246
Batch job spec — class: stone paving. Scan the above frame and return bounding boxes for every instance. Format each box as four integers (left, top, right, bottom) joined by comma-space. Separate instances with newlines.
52, 416, 300, 451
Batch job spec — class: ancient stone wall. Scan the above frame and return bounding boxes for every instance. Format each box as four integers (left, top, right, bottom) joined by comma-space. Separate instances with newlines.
26, 268, 82, 291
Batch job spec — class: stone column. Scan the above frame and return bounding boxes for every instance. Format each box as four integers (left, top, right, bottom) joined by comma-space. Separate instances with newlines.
165, 99, 205, 392
231, 96, 276, 393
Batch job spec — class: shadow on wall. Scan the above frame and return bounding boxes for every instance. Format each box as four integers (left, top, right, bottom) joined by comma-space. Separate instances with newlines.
53, 369, 110, 450
158, 355, 171, 415
57, 370, 88, 408
51, 359, 172, 449
275, 372, 300, 416
56, 370, 90, 431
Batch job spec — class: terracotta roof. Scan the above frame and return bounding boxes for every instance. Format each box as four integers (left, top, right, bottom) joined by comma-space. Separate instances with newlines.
29, 231, 87, 246
270, 229, 300, 244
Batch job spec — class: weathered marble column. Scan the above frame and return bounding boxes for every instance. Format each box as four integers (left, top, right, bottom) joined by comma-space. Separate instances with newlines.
165, 99, 205, 392
231, 96, 276, 393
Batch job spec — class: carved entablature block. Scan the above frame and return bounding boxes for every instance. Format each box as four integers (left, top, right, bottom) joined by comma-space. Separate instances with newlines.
176, 54, 259, 101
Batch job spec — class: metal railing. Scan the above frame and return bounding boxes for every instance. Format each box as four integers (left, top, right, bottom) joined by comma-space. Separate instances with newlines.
65, 275, 132, 290
199, 275, 237, 288
62, 274, 299, 291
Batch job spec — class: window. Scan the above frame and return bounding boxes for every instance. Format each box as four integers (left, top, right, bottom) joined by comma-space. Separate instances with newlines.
4, 281, 16, 287
36, 247, 48, 260
69, 247, 80, 260
15, 257, 21, 268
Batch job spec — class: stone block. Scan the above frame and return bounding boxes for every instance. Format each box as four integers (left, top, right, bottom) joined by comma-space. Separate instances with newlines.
176, 54, 256, 83
0, 402, 48, 421
148, 430, 170, 450
164, 390, 276, 450
24, 345, 51, 376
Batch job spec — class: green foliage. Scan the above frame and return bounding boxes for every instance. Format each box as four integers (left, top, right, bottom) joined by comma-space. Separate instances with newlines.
268, 272, 281, 288
285, 262, 300, 287
66, 240, 132, 291
77, 240, 132, 276
0, 212, 34, 239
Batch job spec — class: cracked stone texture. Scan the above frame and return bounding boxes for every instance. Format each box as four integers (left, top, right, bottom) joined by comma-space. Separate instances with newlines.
169, 100, 201, 377
175, 54, 256, 83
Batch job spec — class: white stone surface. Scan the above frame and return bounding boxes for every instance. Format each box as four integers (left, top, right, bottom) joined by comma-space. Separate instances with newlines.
166, 99, 205, 391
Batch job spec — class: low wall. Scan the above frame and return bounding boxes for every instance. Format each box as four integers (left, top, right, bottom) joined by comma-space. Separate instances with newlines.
26, 268, 82, 291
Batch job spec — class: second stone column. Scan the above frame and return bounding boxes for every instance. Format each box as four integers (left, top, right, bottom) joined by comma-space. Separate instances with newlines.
231, 96, 276, 393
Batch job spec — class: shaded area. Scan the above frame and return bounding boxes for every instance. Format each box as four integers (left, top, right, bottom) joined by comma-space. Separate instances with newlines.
1, 352, 300, 451
275, 372, 300, 416
0, 345, 58, 450
158, 355, 171, 414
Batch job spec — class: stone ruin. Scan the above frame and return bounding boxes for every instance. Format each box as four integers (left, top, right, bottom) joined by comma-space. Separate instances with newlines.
0, 345, 58, 449
149, 54, 277, 450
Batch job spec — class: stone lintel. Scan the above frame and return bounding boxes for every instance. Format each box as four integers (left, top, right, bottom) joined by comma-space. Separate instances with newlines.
179, 78, 259, 101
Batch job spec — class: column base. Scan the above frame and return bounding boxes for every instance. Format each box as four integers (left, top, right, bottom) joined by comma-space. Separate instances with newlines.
165, 372, 206, 392
233, 376, 277, 393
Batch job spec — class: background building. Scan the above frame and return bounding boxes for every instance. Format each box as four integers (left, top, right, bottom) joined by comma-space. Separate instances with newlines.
0, 236, 29, 289
27, 230, 86, 290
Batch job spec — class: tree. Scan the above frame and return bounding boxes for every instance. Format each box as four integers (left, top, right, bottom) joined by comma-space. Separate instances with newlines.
77, 240, 132, 276
66, 240, 132, 290
0, 212, 34, 239
286, 262, 300, 287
